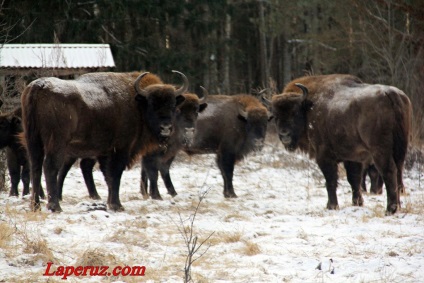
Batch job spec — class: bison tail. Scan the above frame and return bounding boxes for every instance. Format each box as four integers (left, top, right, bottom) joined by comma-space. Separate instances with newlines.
385, 89, 411, 165
21, 82, 45, 163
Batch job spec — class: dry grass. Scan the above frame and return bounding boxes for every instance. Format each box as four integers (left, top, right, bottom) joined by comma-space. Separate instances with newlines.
75, 247, 121, 267
208, 231, 243, 245
297, 228, 309, 241
0, 221, 14, 249
240, 240, 261, 256
224, 212, 247, 222
14, 224, 56, 264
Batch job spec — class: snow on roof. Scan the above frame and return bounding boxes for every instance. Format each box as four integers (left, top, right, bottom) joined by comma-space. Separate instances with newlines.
0, 44, 115, 69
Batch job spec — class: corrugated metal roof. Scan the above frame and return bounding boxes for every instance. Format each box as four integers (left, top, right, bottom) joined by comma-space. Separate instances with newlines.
0, 44, 115, 69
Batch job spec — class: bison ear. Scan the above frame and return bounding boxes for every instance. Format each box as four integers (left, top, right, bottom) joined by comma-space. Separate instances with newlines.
199, 103, 208, 113
176, 95, 186, 107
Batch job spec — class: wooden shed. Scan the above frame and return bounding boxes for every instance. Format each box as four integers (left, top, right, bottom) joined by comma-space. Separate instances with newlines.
0, 43, 115, 109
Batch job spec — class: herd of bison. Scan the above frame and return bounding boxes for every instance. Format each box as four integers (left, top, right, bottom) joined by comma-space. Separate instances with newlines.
0, 71, 412, 216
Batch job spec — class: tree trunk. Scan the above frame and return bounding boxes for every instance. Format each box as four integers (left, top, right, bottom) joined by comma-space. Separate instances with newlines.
223, 13, 231, 94
258, 0, 269, 89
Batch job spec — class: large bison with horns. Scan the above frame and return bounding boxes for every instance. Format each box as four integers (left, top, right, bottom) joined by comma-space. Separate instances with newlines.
142, 92, 273, 199
56, 90, 208, 201
269, 74, 412, 215
55, 71, 166, 201
21, 71, 188, 212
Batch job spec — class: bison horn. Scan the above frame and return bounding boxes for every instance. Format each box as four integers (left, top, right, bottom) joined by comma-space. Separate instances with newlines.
238, 107, 248, 120
134, 72, 150, 96
295, 83, 308, 99
258, 88, 268, 95
172, 70, 189, 96
260, 95, 272, 109
199, 86, 208, 102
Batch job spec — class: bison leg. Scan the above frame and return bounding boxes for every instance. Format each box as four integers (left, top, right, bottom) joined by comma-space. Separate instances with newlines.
344, 161, 364, 207
368, 165, 383, 194
373, 155, 399, 215
98, 155, 125, 211
142, 155, 162, 200
396, 161, 406, 195
43, 153, 63, 212
80, 158, 101, 200
57, 157, 77, 201
27, 145, 44, 212
317, 159, 339, 210
217, 153, 237, 198
360, 168, 367, 192
160, 156, 177, 197
21, 163, 31, 196
140, 164, 149, 199
6, 151, 20, 197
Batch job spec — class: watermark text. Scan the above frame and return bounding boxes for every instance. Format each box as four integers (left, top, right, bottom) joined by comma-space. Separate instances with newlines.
43, 262, 146, 279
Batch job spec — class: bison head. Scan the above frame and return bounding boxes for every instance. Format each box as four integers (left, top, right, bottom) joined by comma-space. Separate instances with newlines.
271, 83, 312, 151
176, 89, 208, 146
134, 71, 187, 143
238, 106, 272, 152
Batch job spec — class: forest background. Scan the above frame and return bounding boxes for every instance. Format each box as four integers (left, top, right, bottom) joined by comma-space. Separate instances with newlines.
1, 0, 424, 141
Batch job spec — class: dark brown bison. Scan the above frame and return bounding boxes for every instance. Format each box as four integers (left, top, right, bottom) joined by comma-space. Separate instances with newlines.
0, 107, 45, 197
55, 72, 165, 201
142, 93, 273, 199
56, 91, 208, 201
140, 90, 208, 200
269, 74, 412, 215
21, 71, 188, 212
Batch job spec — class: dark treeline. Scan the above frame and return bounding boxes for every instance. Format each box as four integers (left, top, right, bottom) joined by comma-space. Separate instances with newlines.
2, 0, 424, 140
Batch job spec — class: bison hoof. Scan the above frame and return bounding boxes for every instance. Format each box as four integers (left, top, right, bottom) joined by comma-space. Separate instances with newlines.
90, 194, 102, 200
108, 203, 125, 212
9, 191, 18, 197
47, 202, 63, 213
151, 195, 163, 200
168, 191, 178, 197
385, 203, 398, 215
370, 189, 383, 195
224, 192, 238, 198
326, 202, 339, 210
352, 197, 364, 206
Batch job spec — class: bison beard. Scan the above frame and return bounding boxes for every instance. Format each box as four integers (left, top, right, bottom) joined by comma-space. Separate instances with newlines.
270, 74, 412, 215
141, 94, 272, 199
21, 71, 187, 212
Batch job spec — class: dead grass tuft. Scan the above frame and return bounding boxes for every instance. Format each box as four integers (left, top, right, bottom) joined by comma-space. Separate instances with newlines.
240, 240, 261, 256
209, 231, 243, 245
224, 212, 247, 222
0, 221, 15, 249
370, 203, 386, 218
75, 247, 121, 267
53, 227, 63, 235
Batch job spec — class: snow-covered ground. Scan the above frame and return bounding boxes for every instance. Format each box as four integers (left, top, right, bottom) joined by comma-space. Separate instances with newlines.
0, 138, 423, 283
